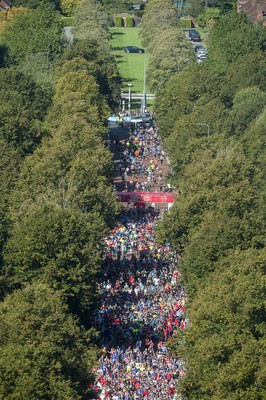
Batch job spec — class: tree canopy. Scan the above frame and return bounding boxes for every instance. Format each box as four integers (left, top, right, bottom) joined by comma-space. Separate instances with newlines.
0, 70, 51, 155
141, 0, 195, 92
0, 282, 98, 399
0, 3, 66, 65
152, 7, 266, 399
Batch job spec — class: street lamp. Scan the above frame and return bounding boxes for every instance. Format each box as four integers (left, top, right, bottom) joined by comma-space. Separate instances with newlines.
128, 83, 133, 113
142, 52, 146, 113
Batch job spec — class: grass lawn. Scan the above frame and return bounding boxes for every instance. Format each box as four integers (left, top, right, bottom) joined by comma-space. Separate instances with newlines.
110, 27, 149, 94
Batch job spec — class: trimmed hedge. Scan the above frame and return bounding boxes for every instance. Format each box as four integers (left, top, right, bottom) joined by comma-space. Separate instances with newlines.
125, 16, 134, 27
180, 18, 192, 28
114, 16, 123, 27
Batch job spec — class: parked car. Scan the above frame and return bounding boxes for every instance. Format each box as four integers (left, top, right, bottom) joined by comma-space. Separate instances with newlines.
189, 30, 201, 42
197, 54, 207, 62
124, 46, 145, 53
194, 45, 205, 53
196, 47, 207, 55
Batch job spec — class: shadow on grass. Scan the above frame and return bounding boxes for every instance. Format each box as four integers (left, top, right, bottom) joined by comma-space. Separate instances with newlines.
111, 32, 125, 36
122, 78, 137, 83
112, 46, 126, 51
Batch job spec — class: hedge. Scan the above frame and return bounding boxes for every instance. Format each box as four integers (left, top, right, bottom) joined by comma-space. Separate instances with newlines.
114, 16, 123, 27
125, 16, 134, 27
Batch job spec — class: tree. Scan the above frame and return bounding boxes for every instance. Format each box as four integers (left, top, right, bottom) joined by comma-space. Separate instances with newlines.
62, 40, 122, 110
186, 0, 205, 17
157, 144, 262, 286
229, 86, 266, 135
101, 0, 136, 15
0, 6, 27, 34
141, 0, 179, 48
10, 114, 119, 224
0, 3, 66, 65
11, 0, 61, 10
60, 0, 83, 15
70, 0, 122, 110
0, 282, 98, 399
49, 70, 110, 128
74, 0, 110, 32
207, 12, 266, 74
0, 70, 51, 155
0, 140, 21, 273
241, 107, 266, 169
147, 27, 195, 92
3, 204, 106, 321
155, 64, 222, 137
177, 248, 266, 399
221, 51, 266, 104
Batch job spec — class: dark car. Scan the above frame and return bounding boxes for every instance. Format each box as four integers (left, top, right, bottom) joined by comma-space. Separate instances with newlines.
190, 33, 201, 40
189, 30, 201, 42
125, 46, 145, 54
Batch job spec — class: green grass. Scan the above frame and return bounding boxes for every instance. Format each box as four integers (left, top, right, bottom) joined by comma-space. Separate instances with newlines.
110, 27, 149, 94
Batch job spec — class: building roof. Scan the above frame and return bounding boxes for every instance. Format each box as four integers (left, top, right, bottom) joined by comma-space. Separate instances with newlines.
237, 0, 266, 25
0, 0, 12, 11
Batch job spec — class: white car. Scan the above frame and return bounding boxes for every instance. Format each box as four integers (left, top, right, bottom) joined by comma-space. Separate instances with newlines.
197, 54, 207, 62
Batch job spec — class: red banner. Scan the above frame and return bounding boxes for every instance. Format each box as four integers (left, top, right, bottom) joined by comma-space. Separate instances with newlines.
116, 192, 175, 204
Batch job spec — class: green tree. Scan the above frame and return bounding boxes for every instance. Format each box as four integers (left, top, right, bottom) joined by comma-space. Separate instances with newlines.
229, 86, 266, 135
147, 27, 195, 92
101, 0, 135, 15
141, 0, 179, 48
62, 40, 121, 110
9, 115, 119, 223
0, 140, 21, 272
157, 144, 262, 283
222, 51, 266, 104
3, 204, 106, 320
186, 0, 205, 17
0, 3, 66, 65
155, 64, 222, 137
60, 0, 83, 15
0, 282, 98, 399
177, 248, 266, 400
0, 70, 51, 155
49, 70, 110, 128
241, 107, 266, 169
74, 0, 110, 38
11, 0, 61, 10
207, 12, 266, 74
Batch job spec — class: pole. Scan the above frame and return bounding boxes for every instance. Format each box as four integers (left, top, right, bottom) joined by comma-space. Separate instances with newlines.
143, 52, 146, 113
128, 84, 132, 113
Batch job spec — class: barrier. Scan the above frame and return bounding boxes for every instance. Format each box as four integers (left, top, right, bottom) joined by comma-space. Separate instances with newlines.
116, 191, 175, 204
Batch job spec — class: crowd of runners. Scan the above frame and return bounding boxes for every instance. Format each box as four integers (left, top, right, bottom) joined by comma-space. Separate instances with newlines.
93, 115, 186, 399
114, 121, 172, 193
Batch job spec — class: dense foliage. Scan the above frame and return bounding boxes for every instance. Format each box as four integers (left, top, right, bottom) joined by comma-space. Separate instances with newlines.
0, 283, 98, 399
71, 0, 122, 109
154, 10, 266, 399
141, 0, 195, 92
0, 0, 121, 396
0, 3, 66, 64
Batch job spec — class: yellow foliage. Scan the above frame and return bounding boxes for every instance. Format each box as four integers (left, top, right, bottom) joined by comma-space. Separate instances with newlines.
0, 7, 27, 34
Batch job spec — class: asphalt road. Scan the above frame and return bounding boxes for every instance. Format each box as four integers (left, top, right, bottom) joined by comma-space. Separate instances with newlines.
109, 126, 130, 142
